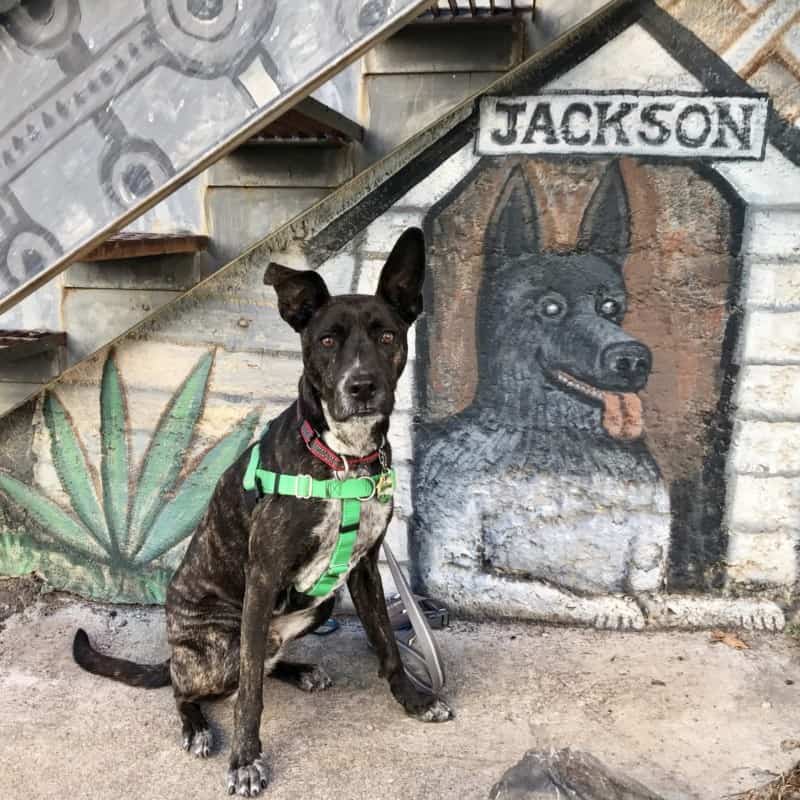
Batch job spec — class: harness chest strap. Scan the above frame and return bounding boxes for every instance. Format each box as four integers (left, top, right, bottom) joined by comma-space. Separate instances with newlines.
242, 440, 395, 598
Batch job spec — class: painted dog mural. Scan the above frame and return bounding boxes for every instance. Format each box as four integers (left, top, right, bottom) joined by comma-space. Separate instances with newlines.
412, 159, 672, 626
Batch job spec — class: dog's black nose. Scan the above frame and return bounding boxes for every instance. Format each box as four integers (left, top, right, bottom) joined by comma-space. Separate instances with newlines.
601, 342, 651, 382
346, 374, 377, 402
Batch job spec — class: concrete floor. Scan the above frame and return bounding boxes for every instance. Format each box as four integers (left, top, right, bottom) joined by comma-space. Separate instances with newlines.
1, 594, 799, 800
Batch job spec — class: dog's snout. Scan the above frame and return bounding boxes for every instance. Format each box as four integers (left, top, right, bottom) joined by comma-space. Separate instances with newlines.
601, 342, 651, 383
346, 374, 377, 402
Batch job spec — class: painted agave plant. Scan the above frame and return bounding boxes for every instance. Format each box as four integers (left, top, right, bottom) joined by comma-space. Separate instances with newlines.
0, 349, 259, 603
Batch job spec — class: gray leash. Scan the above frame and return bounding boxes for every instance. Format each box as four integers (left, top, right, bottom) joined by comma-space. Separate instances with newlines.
382, 540, 446, 695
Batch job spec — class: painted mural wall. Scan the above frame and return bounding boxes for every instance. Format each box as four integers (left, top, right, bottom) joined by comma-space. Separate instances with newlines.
1, 0, 800, 628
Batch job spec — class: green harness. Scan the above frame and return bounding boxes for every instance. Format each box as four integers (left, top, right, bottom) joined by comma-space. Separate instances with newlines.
242, 434, 396, 598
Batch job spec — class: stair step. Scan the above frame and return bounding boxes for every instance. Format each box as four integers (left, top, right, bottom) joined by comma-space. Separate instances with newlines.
245, 97, 364, 146
0, 330, 67, 365
82, 232, 209, 263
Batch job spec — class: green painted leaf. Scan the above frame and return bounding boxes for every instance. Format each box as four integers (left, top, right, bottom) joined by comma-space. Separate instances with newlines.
0, 532, 41, 575
0, 472, 108, 561
100, 354, 129, 559
43, 391, 110, 552
127, 351, 214, 557
134, 410, 259, 565
0, 532, 171, 604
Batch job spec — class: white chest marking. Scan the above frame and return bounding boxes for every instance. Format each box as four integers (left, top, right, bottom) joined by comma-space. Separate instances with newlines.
321, 401, 383, 457
293, 484, 393, 596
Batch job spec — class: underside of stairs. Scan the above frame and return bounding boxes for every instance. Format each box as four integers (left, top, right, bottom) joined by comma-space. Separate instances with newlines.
0, 0, 577, 417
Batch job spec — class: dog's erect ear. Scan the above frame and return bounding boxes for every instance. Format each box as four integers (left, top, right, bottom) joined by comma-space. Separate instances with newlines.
485, 165, 541, 259
264, 262, 330, 332
377, 228, 426, 325
577, 159, 630, 270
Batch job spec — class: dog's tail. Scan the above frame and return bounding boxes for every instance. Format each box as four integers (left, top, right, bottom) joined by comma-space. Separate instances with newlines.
73, 628, 171, 689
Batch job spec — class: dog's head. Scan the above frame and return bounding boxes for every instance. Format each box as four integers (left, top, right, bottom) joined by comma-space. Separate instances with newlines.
265, 228, 425, 437
481, 161, 651, 440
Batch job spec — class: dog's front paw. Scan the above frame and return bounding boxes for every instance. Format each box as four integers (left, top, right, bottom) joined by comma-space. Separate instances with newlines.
391, 676, 454, 723
226, 754, 270, 797
298, 665, 333, 692
411, 697, 453, 723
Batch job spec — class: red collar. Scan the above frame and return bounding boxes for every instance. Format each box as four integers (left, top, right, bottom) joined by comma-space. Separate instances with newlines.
298, 414, 384, 472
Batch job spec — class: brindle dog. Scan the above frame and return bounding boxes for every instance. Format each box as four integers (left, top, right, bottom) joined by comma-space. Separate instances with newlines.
74, 228, 452, 797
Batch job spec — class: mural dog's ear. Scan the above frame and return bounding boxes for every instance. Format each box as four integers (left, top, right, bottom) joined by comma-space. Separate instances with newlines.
576, 159, 630, 270
485, 164, 541, 259
264, 262, 331, 332
377, 227, 426, 325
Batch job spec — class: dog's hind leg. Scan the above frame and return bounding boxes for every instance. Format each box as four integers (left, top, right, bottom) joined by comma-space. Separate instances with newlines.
170, 628, 241, 759
178, 699, 213, 758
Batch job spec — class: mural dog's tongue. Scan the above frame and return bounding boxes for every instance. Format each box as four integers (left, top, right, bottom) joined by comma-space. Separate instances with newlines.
554, 371, 644, 440
601, 391, 643, 440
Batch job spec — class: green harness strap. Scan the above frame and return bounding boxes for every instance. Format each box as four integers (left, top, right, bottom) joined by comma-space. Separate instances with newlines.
243, 438, 395, 598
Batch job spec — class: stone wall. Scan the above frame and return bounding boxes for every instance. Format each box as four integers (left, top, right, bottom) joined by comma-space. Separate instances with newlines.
1, 0, 800, 629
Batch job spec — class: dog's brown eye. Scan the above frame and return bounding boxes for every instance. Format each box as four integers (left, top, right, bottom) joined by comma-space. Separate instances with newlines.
600, 299, 620, 317
320, 335, 336, 348
380, 331, 395, 345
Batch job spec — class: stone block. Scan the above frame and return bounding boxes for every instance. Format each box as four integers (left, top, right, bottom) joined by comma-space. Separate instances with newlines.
745, 261, 800, 309
722, 0, 799, 73
735, 365, 800, 420
360, 210, 426, 256
362, 72, 504, 162
64, 254, 200, 291
731, 420, 800, 475
783, 21, 800, 63
208, 147, 354, 188
741, 309, 800, 364
726, 530, 797, 587
383, 517, 410, 563
742, 208, 800, 260
206, 186, 329, 266
62, 288, 181, 363
641, 594, 785, 630
726, 473, 800, 532
365, 22, 522, 74
388, 411, 414, 463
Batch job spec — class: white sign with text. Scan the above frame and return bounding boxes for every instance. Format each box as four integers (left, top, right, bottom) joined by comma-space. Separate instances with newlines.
477, 93, 769, 159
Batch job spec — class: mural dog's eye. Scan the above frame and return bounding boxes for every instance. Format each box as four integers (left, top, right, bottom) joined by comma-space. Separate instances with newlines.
320, 335, 336, 348
380, 331, 396, 345
540, 298, 565, 318
599, 299, 621, 317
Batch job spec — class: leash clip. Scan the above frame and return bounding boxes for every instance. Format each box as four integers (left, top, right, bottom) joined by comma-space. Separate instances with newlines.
294, 474, 314, 499
375, 471, 394, 503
